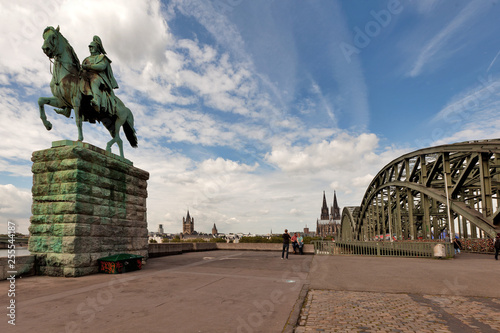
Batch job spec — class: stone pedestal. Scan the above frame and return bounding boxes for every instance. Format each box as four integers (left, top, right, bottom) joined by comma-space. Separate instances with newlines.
28, 140, 149, 277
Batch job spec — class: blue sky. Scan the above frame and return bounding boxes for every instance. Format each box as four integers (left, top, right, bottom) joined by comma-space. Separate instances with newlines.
1, 0, 500, 235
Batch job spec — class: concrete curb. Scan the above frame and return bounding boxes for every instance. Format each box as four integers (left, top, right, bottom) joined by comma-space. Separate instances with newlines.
283, 283, 310, 333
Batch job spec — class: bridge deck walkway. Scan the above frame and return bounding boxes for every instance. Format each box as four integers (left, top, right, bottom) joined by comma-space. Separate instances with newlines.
0, 251, 499, 332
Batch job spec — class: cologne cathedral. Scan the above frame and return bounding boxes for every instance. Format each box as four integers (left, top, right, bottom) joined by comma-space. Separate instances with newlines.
316, 191, 341, 238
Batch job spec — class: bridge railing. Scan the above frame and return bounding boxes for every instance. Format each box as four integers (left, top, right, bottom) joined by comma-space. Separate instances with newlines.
312, 240, 454, 258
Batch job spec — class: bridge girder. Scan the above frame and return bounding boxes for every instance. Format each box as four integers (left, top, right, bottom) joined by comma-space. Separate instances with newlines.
341, 140, 500, 241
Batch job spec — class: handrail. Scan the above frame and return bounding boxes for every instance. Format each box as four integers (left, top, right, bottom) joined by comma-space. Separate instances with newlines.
312, 240, 454, 258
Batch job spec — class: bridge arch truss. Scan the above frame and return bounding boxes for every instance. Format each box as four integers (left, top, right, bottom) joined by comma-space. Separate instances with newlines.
341, 140, 500, 241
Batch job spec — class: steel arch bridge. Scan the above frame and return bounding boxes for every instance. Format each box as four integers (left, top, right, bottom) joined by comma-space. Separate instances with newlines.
340, 140, 500, 241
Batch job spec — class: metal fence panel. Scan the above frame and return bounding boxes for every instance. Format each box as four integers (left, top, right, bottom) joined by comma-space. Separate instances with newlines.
312, 241, 454, 258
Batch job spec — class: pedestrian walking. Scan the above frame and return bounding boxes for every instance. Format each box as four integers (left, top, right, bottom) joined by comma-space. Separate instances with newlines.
453, 236, 462, 255
282, 229, 291, 259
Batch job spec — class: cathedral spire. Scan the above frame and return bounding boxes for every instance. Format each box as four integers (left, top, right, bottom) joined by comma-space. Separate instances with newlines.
331, 191, 340, 220
321, 191, 329, 220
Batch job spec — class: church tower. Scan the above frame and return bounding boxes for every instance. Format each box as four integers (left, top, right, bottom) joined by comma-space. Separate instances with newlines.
331, 191, 340, 220
183, 210, 194, 234
212, 223, 218, 235
320, 191, 329, 220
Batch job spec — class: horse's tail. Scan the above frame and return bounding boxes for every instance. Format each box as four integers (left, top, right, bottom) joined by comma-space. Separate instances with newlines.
124, 110, 138, 148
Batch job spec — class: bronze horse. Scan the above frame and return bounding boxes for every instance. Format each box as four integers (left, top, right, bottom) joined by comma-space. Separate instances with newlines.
38, 26, 137, 158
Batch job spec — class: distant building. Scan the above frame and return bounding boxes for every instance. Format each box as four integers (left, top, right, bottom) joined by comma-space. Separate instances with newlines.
303, 225, 315, 236
183, 210, 195, 235
158, 224, 164, 234
316, 191, 341, 238
212, 223, 218, 235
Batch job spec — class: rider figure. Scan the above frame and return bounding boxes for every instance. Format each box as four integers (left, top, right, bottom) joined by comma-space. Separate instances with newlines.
81, 35, 118, 114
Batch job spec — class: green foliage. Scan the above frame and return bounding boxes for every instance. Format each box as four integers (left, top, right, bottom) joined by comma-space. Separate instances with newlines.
270, 236, 284, 243
149, 239, 157, 243
170, 236, 181, 243
185, 238, 210, 243
210, 237, 226, 243
239, 236, 283, 243
303, 236, 323, 244
239, 236, 265, 243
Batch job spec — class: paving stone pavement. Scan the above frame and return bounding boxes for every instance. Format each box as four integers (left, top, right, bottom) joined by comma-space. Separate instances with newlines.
294, 289, 500, 333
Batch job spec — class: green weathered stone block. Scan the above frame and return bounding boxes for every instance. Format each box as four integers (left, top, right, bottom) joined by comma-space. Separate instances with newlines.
32, 162, 47, 174
46, 253, 68, 267
73, 253, 92, 267
50, 170, 76, 183
49, 237, 63, 253
49, 202, 75, 215
113, 207, 127, 219
109, 189, 126, 202
65, 266, 99, 277
50, 223, 89, 237
36, 194, 77, 203
61, 236, 76, 253
73, 202, 94, 215
28, 224, 52, 235
33, 172, 49, 185
45, 159, 65, 172
28, 236, 47, 252
109, 170, 127, 183
97, 177, 113, 189
59, 158, 78, 170
92, 186, 111, 198
31, 184, 48, 196
30, 214, 48, 224
93, 205, 110, 217
58, 214, 78, 224
63, 237, 101, 253
91, 164, 110, 178
32, 202, 50, 215
74, 159, 94, 173
39, 266, 64, 277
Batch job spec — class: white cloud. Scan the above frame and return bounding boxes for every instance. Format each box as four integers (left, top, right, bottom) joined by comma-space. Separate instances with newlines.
198, 158, 258, 174
290, 208, 304, 216
170, 0, 249, 62
430, 74, 500, 146
265, 132, 379, 173
433, 75, 500, 123
0, 184, 31, 215
0, 184, 32, 234
352, 174, 375, 188
408, 1, 487, 77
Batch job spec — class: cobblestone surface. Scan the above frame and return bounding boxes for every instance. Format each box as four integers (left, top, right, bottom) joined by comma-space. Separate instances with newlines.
295, 290, 500, 332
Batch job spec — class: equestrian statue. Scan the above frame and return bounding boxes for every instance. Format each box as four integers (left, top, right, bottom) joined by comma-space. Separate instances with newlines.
38, 26, 137, 158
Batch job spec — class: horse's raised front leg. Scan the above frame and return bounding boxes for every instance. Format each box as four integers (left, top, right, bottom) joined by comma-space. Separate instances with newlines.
37, 96, 62, 131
